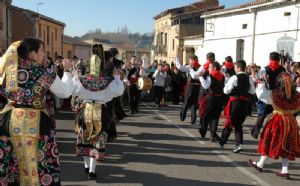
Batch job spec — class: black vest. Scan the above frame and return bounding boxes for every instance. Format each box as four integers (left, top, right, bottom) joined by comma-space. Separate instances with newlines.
230, 73, 250, 97
265, 66, 285, 90
208, 76, 224, 95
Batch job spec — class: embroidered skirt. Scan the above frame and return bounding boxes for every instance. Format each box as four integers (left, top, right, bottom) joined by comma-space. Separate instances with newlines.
75, 104, 109, 161
258, 113, 300, 160
0, 109, 60, 186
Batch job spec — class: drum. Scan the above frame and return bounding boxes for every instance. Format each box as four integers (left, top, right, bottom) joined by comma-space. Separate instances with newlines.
137, 77, 152, 91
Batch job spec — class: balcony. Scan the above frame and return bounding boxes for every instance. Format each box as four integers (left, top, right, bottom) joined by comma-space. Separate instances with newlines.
154, 45, 168, 56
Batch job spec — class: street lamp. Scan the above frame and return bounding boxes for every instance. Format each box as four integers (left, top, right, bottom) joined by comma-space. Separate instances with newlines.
37, 2, 44, 13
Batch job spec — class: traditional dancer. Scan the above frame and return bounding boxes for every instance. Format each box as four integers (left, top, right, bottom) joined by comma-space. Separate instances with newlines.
0, 38, 74, 186
218, 60, 255, 153
198, 62, 224, 141
176, 52, 201, 124
73, 46, 124, 179
248, 73, 300, 179
250, 52, 285, 139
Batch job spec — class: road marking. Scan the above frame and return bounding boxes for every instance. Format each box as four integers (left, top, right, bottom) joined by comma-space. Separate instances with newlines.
143, 103, 271, 186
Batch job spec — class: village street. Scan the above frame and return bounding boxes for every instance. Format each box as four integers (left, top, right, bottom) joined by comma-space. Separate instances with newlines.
57, 103, 300, 186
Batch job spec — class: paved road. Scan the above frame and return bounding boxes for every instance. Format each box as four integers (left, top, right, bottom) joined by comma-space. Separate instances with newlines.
57, 103, 300, 186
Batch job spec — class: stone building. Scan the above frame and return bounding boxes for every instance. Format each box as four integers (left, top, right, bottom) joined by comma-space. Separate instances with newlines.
10, 5, 65, 59
63, 35, 91, 60
153, 0, 222, 65
0, 0, 11, 52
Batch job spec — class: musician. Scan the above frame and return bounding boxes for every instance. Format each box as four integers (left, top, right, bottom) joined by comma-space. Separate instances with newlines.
250, 52, 285, 139
153, 64, 167, 107
126, 56, 141, 114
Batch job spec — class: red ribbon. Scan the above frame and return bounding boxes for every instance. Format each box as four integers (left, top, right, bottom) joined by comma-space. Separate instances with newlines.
268, 60, 280, 71
224, 96, 248, 128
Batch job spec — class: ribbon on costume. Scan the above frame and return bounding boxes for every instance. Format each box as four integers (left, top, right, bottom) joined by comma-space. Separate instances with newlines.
224, 96, 248, 128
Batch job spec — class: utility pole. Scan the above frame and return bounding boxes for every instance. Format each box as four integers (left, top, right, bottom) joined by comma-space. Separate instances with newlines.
36, 2, 44, 13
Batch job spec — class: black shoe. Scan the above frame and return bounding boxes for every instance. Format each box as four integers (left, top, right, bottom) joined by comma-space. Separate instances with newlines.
248, 159, 262, 172
216, 136, 224, 149
233, 144, 243, 153
88, 172, 97, 180
276, 172, 290, 179
250, 127, 259, 139
198, 127, 206, 138
84, 167, 89, 174
180, 110, 186, 121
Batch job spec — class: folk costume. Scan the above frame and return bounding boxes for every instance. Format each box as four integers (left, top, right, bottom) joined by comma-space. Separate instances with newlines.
251, 60, 285, 139
176, 57, 201, 124
249, 73, 300, 179
73, 53, 124, 177
0, 41, 74, 186
218, 72, 255, 152
198, 69, 224, 141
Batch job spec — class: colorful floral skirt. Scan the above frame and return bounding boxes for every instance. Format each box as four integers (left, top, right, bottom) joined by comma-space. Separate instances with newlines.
75, 105, 109, 162
258, 113, 300, 160
0, 110, 60, 186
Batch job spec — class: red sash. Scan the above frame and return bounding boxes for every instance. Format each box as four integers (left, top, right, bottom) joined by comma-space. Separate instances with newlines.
224, 96, 248, 128
199, 94, 223, 118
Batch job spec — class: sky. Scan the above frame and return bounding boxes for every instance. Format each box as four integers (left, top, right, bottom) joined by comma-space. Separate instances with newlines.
12, 0, 253, 37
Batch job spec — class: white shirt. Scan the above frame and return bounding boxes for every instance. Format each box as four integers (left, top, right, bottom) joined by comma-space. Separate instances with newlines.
50, 72, 74, 98
175, 57, 199, 80
224, 72, 256, 95
72, 72, 124, 103
199, 76, 212, 89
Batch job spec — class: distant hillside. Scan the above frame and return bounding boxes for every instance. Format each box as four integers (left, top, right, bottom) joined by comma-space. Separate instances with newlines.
81, 28, 153, 49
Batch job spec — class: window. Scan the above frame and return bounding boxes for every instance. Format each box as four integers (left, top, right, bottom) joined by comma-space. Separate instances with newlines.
55, 52, 58, 58
164, 33, 167, 46
38, 24, 41, 38
55, 28, 57, 41
46, 51, 50, 58
43, 30, 46, 43
236, 39, 245, 61
242, 24, 247, 29
172, 39, 175, 51
194, 16, 201, 25
284, 12, 291, 16
67, 50, 72, 58
47, 26, 50, 46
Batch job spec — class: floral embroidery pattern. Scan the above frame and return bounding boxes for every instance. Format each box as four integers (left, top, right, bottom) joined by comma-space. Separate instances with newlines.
79, 75, 113, 91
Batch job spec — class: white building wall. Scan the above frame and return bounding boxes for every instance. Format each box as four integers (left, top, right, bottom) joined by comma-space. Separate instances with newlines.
201, 2, 300, 67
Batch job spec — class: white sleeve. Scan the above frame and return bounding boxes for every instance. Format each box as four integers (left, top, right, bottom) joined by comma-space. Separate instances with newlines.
196, 66, 205, 75
109, 75, 125, 97
152, 70, 159, 78
199, 76, 211, 89
190, 68, 199, 79
248, 77, 256, 95
256, 82, 271, 104
224, 75, 237, 95
50, 72, 74, 98
175, 57, 189, 73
